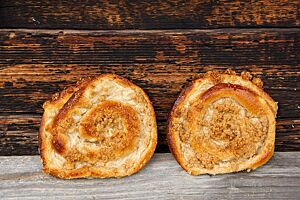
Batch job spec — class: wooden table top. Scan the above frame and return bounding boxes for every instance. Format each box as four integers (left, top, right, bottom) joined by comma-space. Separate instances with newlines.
0, 0, 299, 199
1, 153, 299, 199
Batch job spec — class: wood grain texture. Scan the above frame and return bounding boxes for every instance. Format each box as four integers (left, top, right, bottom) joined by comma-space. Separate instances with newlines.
0, 29, 299, 155
0, 0, 299, 29
0, 153, 299, 199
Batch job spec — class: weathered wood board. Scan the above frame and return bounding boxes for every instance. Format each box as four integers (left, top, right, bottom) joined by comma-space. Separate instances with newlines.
0, 29, 299, 155
0, 0, 299, 29
0, 153, 299, 199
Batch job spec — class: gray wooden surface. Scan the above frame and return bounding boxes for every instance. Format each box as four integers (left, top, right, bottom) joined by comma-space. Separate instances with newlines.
0, 153, 299, 199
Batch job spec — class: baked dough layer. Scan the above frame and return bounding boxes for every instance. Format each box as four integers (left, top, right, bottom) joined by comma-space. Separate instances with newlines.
167, 69, 277, 175
39, 74, 157, 179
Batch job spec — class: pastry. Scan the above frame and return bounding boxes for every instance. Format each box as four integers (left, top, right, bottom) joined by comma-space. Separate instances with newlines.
167, 69, 277, 175
39, 74, 157, 179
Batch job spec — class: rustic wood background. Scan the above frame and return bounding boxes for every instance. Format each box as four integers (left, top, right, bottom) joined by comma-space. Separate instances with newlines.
0, 0, 299, 156
1, 153, 300, 199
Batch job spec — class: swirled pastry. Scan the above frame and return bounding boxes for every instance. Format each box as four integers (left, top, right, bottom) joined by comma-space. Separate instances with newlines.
39, 74, 157, 179
167, 69, 277, 175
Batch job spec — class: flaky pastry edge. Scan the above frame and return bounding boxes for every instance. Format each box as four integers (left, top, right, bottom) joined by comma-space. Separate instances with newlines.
167, 69, 277, 175
39, 74, 157, 179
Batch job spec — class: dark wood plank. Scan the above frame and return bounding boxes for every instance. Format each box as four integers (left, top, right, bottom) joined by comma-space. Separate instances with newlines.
0, 64, 299, 119
0, 153, 300, 199
0, 29, 299, 155
0, 0, 299, 29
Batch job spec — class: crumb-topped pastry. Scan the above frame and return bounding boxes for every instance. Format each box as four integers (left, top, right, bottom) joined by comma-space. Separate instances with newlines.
39, 74, 157, 179
167, 69, 277, 175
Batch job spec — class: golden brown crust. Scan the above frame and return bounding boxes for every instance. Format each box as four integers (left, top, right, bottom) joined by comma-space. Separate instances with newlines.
39, 74, 157, 179
167, 69, 277, 175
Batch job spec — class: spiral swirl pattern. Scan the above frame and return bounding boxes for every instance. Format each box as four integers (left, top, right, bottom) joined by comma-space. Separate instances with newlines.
39, 75, 157, 179
168, 70, 277, 175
